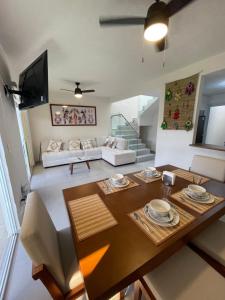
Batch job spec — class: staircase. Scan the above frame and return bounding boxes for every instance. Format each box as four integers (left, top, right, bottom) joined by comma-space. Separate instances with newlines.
111, 114, 155, 163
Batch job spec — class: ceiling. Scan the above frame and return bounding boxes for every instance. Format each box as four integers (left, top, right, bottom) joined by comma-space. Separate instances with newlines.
203, 68, 225, 96
1, 0, 225, 101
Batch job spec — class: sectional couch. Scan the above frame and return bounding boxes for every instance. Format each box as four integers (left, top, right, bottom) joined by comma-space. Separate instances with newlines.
41, 137, 136, 167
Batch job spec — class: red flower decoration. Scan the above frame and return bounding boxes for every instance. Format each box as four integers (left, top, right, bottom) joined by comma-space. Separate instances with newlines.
173, 109, 180, 120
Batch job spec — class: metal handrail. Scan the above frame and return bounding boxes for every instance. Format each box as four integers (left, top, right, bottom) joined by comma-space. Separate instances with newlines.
111, 113, 139, 136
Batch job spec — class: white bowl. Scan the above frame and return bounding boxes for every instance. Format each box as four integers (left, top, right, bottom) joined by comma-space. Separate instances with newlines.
188, 184, 206, 196
144, 167, 157, 176
111, 173, 124, 184
149, 199, 171, 217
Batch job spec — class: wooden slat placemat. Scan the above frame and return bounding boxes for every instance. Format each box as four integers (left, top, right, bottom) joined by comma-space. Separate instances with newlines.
68, 194, 118, 241
171, 190, 224, 215
172, 169, 209, 184
129, 204, 195, 245
134, 171, 162, 183
97, 176, 139, 195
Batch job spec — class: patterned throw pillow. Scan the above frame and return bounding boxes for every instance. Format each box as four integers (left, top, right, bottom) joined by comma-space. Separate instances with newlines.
46, 140, 62, 152
68, 140, 80, 151
103, 137, 111, 146
81, 140, 93, 150
108, 137, 117, 149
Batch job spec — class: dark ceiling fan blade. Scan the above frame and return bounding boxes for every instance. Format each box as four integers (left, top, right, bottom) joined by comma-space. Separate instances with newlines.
82, 89, 95, 93
155, 38, 168, 52
166, 0, 196, 17
99, 17, 145, 27
60, 89, 74, 93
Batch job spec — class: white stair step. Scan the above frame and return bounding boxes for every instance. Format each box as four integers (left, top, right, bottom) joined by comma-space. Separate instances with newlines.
129, 143, 146, 150
135, 148, 150, 156
116, 134, 138, 139
128, 139, 142, 145
114, 130, 137, 135
136, 153, 155, 163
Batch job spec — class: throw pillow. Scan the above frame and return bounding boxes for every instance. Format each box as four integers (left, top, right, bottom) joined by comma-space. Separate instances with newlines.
46, 140, 62, 152
68, 140, 80, 151
103, 136, 111, 146
108, 137, 117, 149
81, 140, 93, 150
116, 139, 128, 150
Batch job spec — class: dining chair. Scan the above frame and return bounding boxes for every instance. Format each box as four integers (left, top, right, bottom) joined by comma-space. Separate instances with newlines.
190, 219, 225, 277
134, 246, 225, 300
20, 191, 85, 300
20, 192, 127, 300
190, 155, 225, 182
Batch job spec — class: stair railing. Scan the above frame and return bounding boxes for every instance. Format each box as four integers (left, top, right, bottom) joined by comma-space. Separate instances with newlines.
111, 114, 139, 138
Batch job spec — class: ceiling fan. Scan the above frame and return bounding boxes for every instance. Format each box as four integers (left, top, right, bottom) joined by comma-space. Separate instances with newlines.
99, 0, 196, 52
60, 82, 95, 98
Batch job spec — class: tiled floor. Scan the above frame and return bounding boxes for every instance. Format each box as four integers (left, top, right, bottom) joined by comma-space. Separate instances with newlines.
5, 159, 154, 300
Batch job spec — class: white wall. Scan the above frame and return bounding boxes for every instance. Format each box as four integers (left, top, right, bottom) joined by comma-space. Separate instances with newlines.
140, 100, 159, 152
134, 51, 225, 169
205, 106, 225, 146
0, 46, 28, 222
28, 92, 111, 161
111, 96, 139, 122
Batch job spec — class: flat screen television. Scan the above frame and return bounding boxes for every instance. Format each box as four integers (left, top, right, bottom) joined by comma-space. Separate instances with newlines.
18, 50, 48, 110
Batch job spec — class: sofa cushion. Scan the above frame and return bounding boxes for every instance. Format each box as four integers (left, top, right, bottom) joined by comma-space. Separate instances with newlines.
84, 147, 102, 159
42, 150, 85, 167
46, 140, 62, 152
81, 140, 94, 150
101, 147, 136, 166
115, 138, 128, 150
68, 140, 80, 151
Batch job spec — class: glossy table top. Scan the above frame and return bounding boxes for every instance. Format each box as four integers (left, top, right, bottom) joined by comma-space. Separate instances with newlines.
63, 165, 225, 300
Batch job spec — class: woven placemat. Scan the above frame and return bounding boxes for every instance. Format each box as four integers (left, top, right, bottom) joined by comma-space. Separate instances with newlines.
68, 194, 118, 241
172, 169, 209, 184
134, 171, 162, 183
97, 176, 139, 195
129, 204, 195, 245
171, 190, 224, 215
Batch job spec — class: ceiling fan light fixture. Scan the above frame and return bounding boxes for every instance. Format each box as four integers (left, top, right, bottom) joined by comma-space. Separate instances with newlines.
144, 22, 168, 41
144, 0, 168, 42
74, 93, 82, 99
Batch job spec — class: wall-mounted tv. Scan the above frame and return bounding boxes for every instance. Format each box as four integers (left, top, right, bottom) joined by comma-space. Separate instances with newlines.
18, 50, 48, 110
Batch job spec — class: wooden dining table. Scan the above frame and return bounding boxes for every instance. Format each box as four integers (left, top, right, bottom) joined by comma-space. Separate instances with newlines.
63, 165, 225, 300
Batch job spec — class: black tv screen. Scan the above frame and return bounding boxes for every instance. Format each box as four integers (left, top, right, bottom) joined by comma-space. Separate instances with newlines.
18, 50, 48, 110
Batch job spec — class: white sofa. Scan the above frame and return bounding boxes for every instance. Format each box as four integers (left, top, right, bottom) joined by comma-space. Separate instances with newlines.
41, 137, 136, 167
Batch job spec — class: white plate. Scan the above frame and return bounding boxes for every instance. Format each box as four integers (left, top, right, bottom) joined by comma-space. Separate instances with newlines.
141, 171, 161, 178
145, 206, 174, 223
144, 207, 180, 227
182, 189, 214, 204
109, 178, 130, 188
184, 189, 209, 201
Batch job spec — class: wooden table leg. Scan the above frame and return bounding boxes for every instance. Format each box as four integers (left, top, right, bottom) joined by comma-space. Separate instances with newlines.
86, 161, 90, 171
70, 163, 74, 175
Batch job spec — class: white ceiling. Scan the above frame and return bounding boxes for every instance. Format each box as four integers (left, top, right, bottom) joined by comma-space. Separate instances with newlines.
1, 0, 225, 101
203, 68, 225, 96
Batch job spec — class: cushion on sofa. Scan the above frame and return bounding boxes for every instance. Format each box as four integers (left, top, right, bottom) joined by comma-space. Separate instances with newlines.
46, 140, 62, 152
84, 147, 102, 159
68, 140, 80, 151
101, 147, 136, 166
81, 139, 95, 150
116, 138, 128, 150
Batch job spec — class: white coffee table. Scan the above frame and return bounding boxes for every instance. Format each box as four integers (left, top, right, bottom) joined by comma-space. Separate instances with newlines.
68, 157, 91, 175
